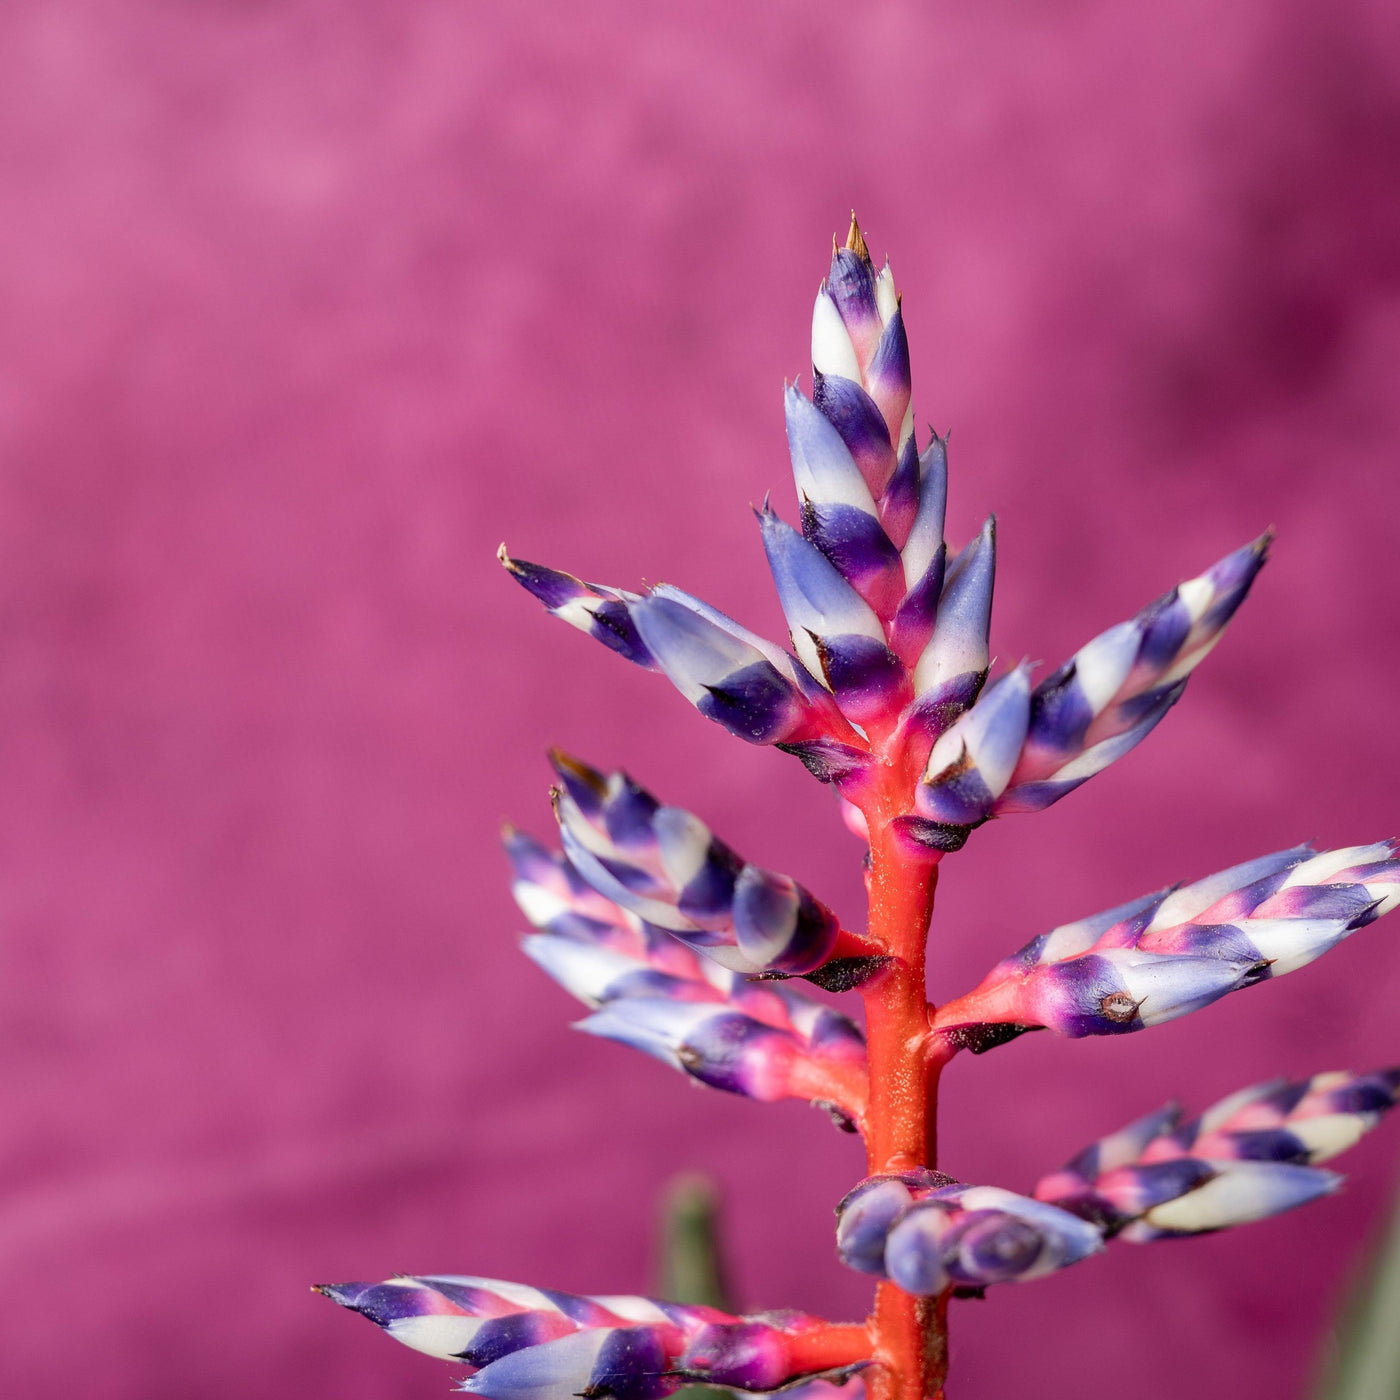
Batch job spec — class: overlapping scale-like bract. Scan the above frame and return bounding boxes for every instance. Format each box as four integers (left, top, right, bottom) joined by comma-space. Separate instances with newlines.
834, 1170, 1103, 1296
507, 826, 868, 1118
912, 664, 1031, 831
317, 1277, 872, 1398
758, 504, 909, 732
1034, 1067, 1400, 1241
546, 751, 873, 978
932, 841, 1400, 1046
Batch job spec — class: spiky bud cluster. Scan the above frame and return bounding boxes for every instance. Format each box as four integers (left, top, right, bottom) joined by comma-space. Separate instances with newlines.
545, 751, 878, 978
317, 1277, 871, 1398
1034, 1067, 1400, 1241
506, 823, 868, 1118
915, 536, 1269, 832
933, 841, 1400, 1046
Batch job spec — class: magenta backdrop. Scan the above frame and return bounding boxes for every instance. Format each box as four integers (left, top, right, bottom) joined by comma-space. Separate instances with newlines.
3, 2, 1400, 1397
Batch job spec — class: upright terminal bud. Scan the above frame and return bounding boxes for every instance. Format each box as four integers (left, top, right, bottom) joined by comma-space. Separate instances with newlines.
902, 517, 996, 748
835, 1170, 1103, 1296
811, 216, 912, 498
933, 840, 1400, 1045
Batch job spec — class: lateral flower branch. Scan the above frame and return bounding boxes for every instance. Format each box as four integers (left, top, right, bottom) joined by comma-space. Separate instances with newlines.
318, 217, 1400, 1400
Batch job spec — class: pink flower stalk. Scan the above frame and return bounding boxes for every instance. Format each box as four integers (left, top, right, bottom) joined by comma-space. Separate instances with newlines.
320, 216, 1400, 1400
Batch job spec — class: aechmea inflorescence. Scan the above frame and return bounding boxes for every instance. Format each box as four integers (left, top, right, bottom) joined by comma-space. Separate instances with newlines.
504, 216, 1270, 841
321, 217, 1399, 1400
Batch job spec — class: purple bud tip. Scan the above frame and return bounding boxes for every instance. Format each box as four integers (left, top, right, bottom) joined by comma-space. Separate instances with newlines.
499, 547, 585, 611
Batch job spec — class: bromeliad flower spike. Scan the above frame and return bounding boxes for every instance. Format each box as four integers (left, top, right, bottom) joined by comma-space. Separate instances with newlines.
319, 216, 1400, 1400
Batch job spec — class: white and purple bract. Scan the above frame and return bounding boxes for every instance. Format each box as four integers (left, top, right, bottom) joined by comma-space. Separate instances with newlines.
316, 1276, 863, 1399
912, 533, 1269, 835
1033, 1066, 1400, 1241
932, 841, 1400, 1044
503, 217, 1270, 854
546, 751, 874, 978
507, 825, 867, 1116
834, 1169, 1103, 1296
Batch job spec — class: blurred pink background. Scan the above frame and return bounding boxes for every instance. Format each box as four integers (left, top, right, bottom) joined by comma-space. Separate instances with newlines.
3, 1, 1400, 1397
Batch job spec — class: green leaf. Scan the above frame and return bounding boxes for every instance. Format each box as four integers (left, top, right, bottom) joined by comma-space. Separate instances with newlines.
1312, 1180, 1400, 1400
658, 1172, 734, 1400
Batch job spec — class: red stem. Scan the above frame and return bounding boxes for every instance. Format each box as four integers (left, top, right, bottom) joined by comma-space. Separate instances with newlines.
857, 782, 949, 1400
784, 1323, 879, 1375
788, 1058, 870, 1129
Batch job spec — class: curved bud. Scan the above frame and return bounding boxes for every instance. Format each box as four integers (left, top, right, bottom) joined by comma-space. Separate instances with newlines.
1120, 1162, 1340, 1241
1025, 947, 1263, 1037
317, 1277, 872, 1399
1036, 1067, 1400, 1242
933, 841, 1400, 1049
996, 534, 1271, 814
1160, 1066, 1400, 1167
547, 753, 863, 977
512, 831, 868, 1115
577, 998, 798, 1099
500, 549, 654, 668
